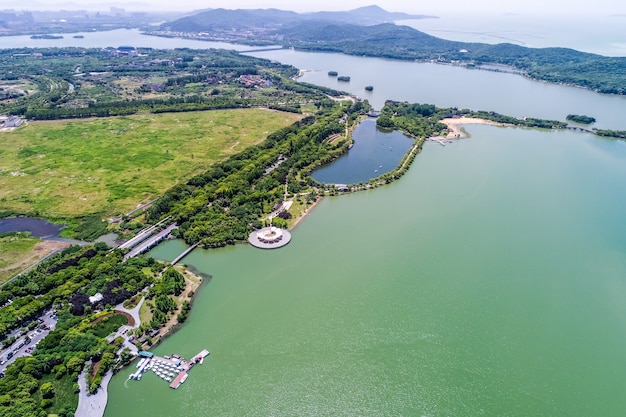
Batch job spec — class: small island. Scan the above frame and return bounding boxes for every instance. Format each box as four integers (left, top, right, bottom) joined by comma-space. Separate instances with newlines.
337, 76, 351, 82
328, 71, 338, 76
566, 114, 596, 124
30, 34, 64, 39
365, 85, 374, 91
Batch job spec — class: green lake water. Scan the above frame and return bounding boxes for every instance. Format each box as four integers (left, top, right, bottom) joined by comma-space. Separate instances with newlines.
105, 126, 626, 416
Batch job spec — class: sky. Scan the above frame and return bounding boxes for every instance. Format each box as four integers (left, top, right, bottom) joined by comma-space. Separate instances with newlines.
0, 0, 624, 16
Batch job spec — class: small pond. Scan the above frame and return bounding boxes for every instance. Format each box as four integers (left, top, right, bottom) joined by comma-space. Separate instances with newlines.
0, 217, 64, 238
311, 118, 414, 185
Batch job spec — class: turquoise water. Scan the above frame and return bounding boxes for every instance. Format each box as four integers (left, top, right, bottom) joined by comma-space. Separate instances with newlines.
105, 126, 626, 416
87, 18, 626, 417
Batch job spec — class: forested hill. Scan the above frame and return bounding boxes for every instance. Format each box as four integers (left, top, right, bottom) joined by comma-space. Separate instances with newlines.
158, 7, 626, 95
280, 21, 626, 94
160, 5, 433, 32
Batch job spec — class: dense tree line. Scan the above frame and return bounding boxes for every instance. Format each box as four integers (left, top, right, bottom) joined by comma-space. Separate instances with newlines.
566, 114, 596, 124
146, 100, 368, 247
0, 47, 303, 120
378, 101, 568, 137
274, 21, 626, 95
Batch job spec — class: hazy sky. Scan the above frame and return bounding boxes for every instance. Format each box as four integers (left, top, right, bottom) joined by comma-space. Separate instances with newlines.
1, 0, 623, 15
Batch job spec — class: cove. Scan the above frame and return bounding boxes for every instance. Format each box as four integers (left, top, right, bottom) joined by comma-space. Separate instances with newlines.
311, 118, 413, 185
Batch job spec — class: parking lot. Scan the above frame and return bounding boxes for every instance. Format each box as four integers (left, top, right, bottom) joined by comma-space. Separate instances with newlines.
0, 311, 57, 374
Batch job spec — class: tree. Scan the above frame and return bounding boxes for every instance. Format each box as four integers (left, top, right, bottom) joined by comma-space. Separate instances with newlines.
40, 382, 55, 399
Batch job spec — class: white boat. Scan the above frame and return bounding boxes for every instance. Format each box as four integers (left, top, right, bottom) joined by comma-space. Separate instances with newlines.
180, 374, 188, 384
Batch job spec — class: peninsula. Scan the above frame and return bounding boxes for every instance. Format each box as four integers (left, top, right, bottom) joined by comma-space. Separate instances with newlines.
153, 6, 626, 95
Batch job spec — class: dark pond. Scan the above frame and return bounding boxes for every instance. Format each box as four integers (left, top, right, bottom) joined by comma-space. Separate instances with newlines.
0, 217, 64, 238
311, 118, 414, 185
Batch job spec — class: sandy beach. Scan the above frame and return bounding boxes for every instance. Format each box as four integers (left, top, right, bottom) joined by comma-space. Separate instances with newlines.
290, 197, 322, 230
440, 117, 504, 139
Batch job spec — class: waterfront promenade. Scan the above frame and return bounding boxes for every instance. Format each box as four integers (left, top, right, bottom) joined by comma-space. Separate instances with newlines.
75, 369, 111, 417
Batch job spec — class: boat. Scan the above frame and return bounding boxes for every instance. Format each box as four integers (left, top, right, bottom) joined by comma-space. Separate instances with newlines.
180, 374, 188, 384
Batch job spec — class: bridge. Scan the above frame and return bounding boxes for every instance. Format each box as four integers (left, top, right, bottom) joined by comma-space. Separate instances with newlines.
123, 223, 177, 261
171, 243, 199, 265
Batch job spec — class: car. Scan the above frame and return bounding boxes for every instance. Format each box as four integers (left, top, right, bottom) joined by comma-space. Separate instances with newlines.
0, 360, 6, 365
25, 349, 31, 353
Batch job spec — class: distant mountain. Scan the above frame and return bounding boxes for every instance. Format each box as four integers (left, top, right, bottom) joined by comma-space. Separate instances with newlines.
160, 5, 435, 32
161, 8, 300, 32
303, 5, 435, 25
157, 6, 626, 95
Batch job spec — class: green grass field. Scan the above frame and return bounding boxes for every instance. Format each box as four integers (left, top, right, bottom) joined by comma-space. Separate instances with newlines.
90, 313, 129, 338
32, 372, 78, 416
0, 109, 301, 218
0, 233, 41, 284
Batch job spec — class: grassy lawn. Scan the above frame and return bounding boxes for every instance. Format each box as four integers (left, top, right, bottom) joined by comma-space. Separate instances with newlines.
89, 313, 129, 338
32, 373, 78, 415
139, 300, 152, 325
0, 233, 41, 284
0, 109, 301, 218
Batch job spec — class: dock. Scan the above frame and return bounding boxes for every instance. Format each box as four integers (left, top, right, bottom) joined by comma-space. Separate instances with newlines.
128, 349, 209, 389
169, 371, 188, 389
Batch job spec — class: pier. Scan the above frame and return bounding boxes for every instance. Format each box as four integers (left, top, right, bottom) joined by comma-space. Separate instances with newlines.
128, 349, 210, 389
171, 243, 199, 265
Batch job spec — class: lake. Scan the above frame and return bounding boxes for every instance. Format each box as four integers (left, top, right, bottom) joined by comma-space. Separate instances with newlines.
3, 23, 624, 417
103, 29, 626, 417
311, 118, 414, 185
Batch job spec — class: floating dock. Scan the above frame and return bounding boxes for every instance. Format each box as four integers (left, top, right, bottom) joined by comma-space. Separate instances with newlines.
128, 349, 209, 389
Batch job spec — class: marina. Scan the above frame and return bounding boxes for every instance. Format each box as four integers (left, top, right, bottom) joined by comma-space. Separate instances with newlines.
128, 349, 209, 389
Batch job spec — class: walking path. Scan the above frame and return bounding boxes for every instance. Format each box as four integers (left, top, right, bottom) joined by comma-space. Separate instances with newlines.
75, 368, 112, 417
75, 296, 145, 416
115, 295, 144, 329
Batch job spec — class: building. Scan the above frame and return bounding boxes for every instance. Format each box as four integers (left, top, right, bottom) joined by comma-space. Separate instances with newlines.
4, 116, 23, 128
88, 293, 103, 304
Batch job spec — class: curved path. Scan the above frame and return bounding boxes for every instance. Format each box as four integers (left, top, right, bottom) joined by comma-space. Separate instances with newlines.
75, 295, 145, 416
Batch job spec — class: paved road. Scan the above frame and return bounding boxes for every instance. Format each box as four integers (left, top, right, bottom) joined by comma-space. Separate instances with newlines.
0, 311, 57, 372
75, 297, 145, 416
112, 296, 145, 355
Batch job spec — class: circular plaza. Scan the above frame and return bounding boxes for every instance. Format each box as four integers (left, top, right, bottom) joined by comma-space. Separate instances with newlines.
248, 226, 292, 249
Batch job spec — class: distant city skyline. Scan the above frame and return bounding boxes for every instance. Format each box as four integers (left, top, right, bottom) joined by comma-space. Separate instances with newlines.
0, 0, 624, 16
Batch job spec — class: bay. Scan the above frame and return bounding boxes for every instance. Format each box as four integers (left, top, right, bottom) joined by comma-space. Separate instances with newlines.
0, 28, 251, 50
249, 49, 626, 130
106, 126, 626, 417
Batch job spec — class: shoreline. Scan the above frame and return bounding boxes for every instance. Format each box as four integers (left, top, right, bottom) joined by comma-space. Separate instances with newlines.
75, 266, 204, 417
439, 117, 505, 139
289, 197, 323, 230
